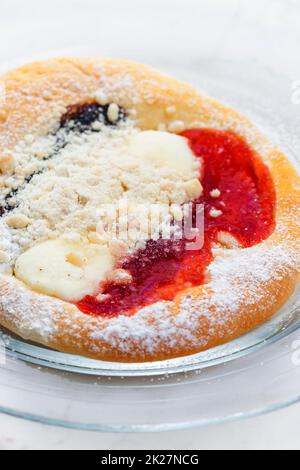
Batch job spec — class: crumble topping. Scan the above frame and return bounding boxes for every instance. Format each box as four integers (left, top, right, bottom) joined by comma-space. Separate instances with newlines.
0, 250, 9, 263
210, 189, 221, 198
168, 120, 186, 133
209, 208, 223, 218
0, 113, 201, 280
94, 91, 109, 106
5, 213, 31, 229
107, 103, 120, 123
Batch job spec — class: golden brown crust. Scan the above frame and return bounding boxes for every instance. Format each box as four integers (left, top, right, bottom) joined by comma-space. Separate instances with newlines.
0, 57, 299, 362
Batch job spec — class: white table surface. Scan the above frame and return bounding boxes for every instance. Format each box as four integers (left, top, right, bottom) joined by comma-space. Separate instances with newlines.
0, 403, 300, 450
0, 0, 300, 450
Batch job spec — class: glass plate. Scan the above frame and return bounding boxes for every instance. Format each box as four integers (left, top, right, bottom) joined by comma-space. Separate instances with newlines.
0, 0, 300, 430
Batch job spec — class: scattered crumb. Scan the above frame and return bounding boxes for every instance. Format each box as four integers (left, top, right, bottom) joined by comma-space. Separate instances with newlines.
5, 213, 31, 229
209, 208, 223, 218
168, 120, 185, 133
210, 189, 221, 198
107, 103, 119, 123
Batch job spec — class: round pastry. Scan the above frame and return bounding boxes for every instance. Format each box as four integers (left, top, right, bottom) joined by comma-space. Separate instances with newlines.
0, 57, 299, 362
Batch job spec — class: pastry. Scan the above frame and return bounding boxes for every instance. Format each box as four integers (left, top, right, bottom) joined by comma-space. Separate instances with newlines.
0, 57, 299, 362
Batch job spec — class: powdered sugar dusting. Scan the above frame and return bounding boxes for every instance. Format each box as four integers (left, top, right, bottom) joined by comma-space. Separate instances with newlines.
87, 242, 299, 356
0, 275, 61, 340
1, 239, 297, 350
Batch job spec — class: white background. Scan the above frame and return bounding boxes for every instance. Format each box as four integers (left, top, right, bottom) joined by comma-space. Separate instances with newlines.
0, 0, 300, 450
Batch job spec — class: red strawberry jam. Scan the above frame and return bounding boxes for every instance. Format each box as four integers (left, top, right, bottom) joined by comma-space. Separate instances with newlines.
77, 129, 276, 317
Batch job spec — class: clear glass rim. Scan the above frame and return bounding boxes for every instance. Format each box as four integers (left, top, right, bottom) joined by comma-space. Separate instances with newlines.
1, 378, 300, 433
0, 400, 299, 433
